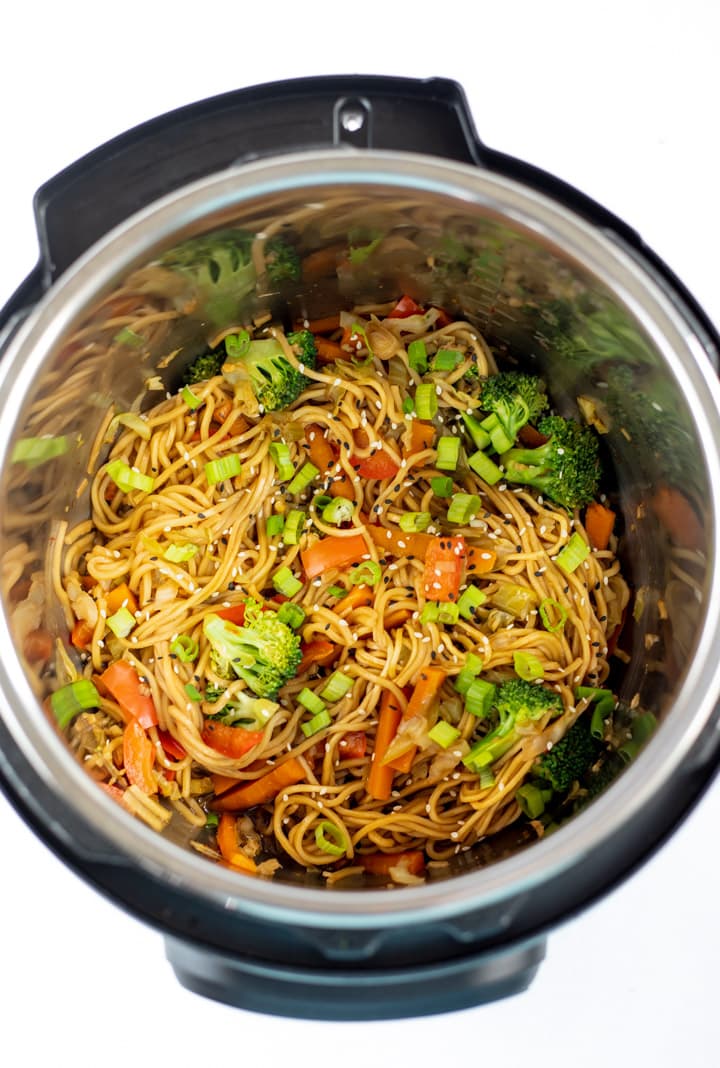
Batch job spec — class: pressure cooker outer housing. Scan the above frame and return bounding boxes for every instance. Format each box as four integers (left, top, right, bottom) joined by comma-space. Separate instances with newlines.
1, 76, 719, 1019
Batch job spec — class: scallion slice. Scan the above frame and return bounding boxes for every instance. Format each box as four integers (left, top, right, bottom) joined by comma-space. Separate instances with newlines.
402, 395, 416, 415
556, 532, 590, 573
277, 602, 306, 630
349, 560, 382, 587
513, 650, 545, 681
50, 679, 101, 730
327, 585, 346, 598
414, 382, 438, 420
301, 709, 332, 738
298, 688, 326, 716
319, 670, 354, 703
266, 513, 285, 537
181, 384, 202, 410
431, 349, 462, 372
184, 683, 203, 702
224, 329, 251, 359
272, 566, 303, 597
398, 511, 431, 533
269, 442, 295, 482
407, 339, 428, 374
516, 783, 546, 819
163, 543, 198, 563
106, 606, 136, 639
539, 598, 568, 633
461, 412, 491, 451
447, 492, 481, 524
205, 811, 219, 828
283, 509, 306, 545
106, 459, 155, 495
322, 497, 355, 525
477, 766, 495, 790
287, 461, 319, 495
170, 634, 199, 662
428, 720, 461, 748
314, 820, 348, 857
421, 600, 460, 625
457, 585, 487, 621
454, 652, 484, 695
204, 454, 242, 486
464, 677, 496, 718
468, 449, 502, 485
436, 436, 461, 471
590, 698, 614, 739
11, 434, 69, 466
113, 326, 144, 348
430, 475, 454, 498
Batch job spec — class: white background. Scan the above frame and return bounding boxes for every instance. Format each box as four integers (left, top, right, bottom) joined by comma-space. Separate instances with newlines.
1, 2, 718, 1063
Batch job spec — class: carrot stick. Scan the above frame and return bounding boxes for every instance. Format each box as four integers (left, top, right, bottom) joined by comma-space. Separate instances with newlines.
297, 639, 338, 674
408, 420, 436, 455
296, 314, 342, 334
216, 813, 258, 873
423, 536, 466, 601
211, 773, 245, 797
315, 337, 352, 364
465, 545, 497, 574
304, 424, 354, 499
366, 690, 403, 801
384, 608, 412, 630
585, 501, 616, 551
71, 619, 94, 650
385, 667, 447, 774
106, 581, 138, 616
365, 523, 433, 561
359, 850, 425, 877
123, 719, 156, 794
334, 586, 374, 615
210, 757, 306, 812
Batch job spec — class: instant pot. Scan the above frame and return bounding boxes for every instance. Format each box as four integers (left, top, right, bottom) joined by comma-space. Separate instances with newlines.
1, 75, 719, 1020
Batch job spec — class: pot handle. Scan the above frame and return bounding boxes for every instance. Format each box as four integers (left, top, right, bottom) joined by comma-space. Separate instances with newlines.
33, 76, 483, 282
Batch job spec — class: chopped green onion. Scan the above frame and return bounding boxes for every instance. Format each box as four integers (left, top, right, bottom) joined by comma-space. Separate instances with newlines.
277, 602, 306, 630
591, 697, 615, 740
205, 811, 219, 828
269, 442, 295, 481
320, 670, 354, 703
516, 783, 546, 819
287, 461, 319, 495
447, 492, 481, 524
477, 766, 495, 789
414, 382, 438, 420
539, 598, 568, 633
461, 412, 491, 451
11, 435, 69, 466
421, 601, 460, 625
283, 509, 306, 545
454, 653, 484, 695
464, 678, 496, 718
273, 566, 303, 597
407, 339, 428, 374
315, 820, 347, 857
109, 411, 151, 441
266, 514, 285, 537
491, 582, 538, 620
468, 449, 502, 485
106, 459, 155, 495
106, 606, 136, 638
184, 683, 203, 702
398, 511, 431, 533
113, 326, 144, 347
301, 709, 332, 738
298, 688, 327, 716
428, 720, 461, 748
170, 634, 199, 662
181, 384, 202, 410
575, 686, 614, 702
327, 585, 346, 598
50, 680, 101, 730
556, 532, 590, 574
513, 650, 545, 681
163, 543, 198, 563
224, 330, 251, 359
204, 454, 242, 486
430, 476, 454, 498
436, 436, 461, 471
457, 585, 487, 621
431, 349, 462, 372
322, 497, 355, 525
349, 561, 382, 587
402, 395, 416, 415
618, 712, 657, 763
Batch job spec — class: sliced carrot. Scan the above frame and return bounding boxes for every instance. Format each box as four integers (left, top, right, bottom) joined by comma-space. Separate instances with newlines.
585, 501, 616, 551
99, 660, 158, 729
465, 545, 497, 574
423, 535, 466, 601
210, 756, 306, 812
315, 337, 352, 364
298, 639, 337, 674
79, 574, 98, 592
304, 424, 355, 499
123, 719, 156, 794
106, 581, 138, 617
71, 619, 95, 650
385, 667, 447, 774
300, 534, 370, 579
366, 690, 403, 801
297, 314, 342, 334
22, 629, 54, 663
334, 586, 374, 615
338, 731, 367, 759
202, 721, 265, 758
350, 450, 400, 481
366, 523, 433, 561
211, 772, 245, 797
651, 486, 704, 551
359, 850, 425, 877
212, 400, 249, 437
216, 812, 258, 872
384, 608, 412, 630
408, 420, 436, 455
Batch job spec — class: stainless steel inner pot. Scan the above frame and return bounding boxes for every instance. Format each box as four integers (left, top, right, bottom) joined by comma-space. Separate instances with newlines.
1, 77, 719, 1019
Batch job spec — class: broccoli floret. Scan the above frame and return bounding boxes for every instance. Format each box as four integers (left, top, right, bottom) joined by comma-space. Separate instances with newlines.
183, 350, 223, 385
205, 689, 280, 729
221, 333, 314, 412
479, 372, 549, 445
464, 678, 562, 771
265, 236, 301, 284
500, 414, 600, 510
203, 600, 302, 698
161, 229, 256, 325
535, 716, 598, 793
286, 329, 317, 366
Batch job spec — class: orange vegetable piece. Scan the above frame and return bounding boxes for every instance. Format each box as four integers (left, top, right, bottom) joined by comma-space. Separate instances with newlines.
383, 608, 412, 630
300, 534, 370, 579
465, 545, 497, 574
408, 420, 436, 455
334, 586, 374, 615
216, 812, 258, 873
99, 660, 158, 729
106, 582, 138, 616
584, 501, 616, 551
71, 619, 95, 650
385, 667, 447, 774
366, 690, 404, 801
339, 731, 367, 759
298, 639, 338, 674
359, 850, 426, 877
315, 337, 352, 364
202, 721, 264, 758
365, 523, 433, 561
423, 535, 466, 601
210, 757, 306, 812
123, 719, 157, 794
305, 424, 354, 499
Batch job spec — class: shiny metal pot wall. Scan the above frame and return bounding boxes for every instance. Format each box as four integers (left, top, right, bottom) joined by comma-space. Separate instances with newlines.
0, 78, 719, 1019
